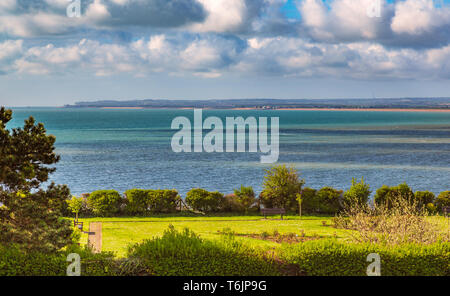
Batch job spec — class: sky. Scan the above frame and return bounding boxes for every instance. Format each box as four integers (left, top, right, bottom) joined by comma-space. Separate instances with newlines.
0, 0, 449, 106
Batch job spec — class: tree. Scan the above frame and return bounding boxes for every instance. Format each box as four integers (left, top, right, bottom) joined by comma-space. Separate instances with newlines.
0, 107, 72, 253
343, 177, 371, 208
296, 193, 302, 219
260, 165, 305, 211
67, 196, 83, 221
233, 185, 256, 213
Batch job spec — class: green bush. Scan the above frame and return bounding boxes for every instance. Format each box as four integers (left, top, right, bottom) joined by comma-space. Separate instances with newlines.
343, 177, 371, 208
185, 189, 225, 213
87, 190, 123, 217
222, 194, 245, 212
125, 189, 181, 215
299, 187, 317, 214
313, 187, 343, 214
374, 183, 414, 208
279, 239, 450, 276
436, 191, 450, 213
233, 186, 256, 213
414, 191, 436, 208
0, 244, 117, 276
127, 226, 280, 276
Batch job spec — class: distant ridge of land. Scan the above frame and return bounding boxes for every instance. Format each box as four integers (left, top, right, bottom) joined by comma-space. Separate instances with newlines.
65, 97, 450, 110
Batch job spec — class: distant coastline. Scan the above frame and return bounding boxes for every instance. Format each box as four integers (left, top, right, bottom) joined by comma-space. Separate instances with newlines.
98, 107, 450, 112
66, 97, 450, 111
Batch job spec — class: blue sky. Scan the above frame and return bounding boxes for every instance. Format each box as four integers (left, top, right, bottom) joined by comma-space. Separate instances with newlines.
0, 0, 449, 106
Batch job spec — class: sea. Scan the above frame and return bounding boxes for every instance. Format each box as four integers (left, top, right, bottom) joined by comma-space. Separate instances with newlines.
6, 108, 450, 197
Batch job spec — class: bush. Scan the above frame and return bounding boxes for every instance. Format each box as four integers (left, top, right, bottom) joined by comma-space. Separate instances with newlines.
343, 177, 371, 208
436, 191, 450, 213
233, 186, 256, 213
374, 183, 414, 208
298, 187, 317, 214
125, 189, 181, 215
222, 194, 245, 212
279, 239, 450, 276
414, 191, 436, 208
0, 244, 117, 276
127, 226, 280, 276
313, 187, 343, 214
339, 197, 448, 245
87, 190, 123, 217
185, 189, 225, 213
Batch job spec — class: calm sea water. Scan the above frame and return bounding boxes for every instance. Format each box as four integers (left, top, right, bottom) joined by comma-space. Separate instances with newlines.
7, 108, 450, 196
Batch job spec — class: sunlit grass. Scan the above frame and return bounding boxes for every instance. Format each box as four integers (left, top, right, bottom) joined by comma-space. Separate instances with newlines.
76, 214, 448, 258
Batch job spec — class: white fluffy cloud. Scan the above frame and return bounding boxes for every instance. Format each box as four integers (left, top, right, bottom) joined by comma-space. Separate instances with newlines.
391, 0, 450, 35
3, 33, 449, 80
0, 0, 449, 82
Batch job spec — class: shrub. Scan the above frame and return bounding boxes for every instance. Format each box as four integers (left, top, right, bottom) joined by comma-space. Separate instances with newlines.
185, 189, 225, 213
435, 191, 450, 213
125, 189, 181, 215
374, 183, 414, 208
279, 239, 450, 276
298, 187, 317, 214
414, 191, 436, 208
0, 243, 117, 276
339, 197, 448, 245
343, 177, 371, 208
261, 165, 304, 211
127, 226, 280, 276
124, 189, 149, 215
313, 187, 343, 214
87, 190, 123, 217
222, 194, 245, 212
233, 186, 256, 213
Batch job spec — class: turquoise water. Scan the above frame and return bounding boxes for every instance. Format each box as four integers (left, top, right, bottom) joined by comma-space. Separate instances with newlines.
7, 108, 450, 196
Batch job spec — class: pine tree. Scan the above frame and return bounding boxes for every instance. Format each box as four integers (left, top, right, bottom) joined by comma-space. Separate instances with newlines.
0, 107, 72, 253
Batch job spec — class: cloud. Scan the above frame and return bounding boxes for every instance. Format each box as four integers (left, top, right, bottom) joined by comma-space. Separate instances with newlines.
297, 0, 450, 48
0, 0, 449, 83
391, 0, 450, 35
86, 0, 206, 27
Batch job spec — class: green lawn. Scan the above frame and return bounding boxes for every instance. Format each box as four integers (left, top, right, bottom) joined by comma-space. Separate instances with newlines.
76, 214, 448, 258
76, 215, 351, 257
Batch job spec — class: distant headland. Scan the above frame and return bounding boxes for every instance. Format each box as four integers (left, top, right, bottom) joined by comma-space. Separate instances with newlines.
64, 97, 450, 111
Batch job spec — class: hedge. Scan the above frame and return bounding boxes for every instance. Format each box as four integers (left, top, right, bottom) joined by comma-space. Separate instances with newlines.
185, 188, 225, 213
0, 244, 117, 276
279, 239, 450, 276
87, 190, 123, 217
127, 226, 280, 276
124, 189, 181, 215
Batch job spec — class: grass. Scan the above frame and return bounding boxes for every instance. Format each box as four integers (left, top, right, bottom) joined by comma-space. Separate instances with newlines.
76, 215, 350, 257
75, 214, 448, 258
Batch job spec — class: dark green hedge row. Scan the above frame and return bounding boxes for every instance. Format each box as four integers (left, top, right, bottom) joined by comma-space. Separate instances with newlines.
279, 239, 450, 276
127, 226, 280, 276
0, 244, 117, 276
124, 189, 180, 215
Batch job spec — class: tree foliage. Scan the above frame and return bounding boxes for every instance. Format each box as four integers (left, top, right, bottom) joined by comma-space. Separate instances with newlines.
0, 107, 72, 253
260, 165, 305, 211
233, 185, 256, 213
